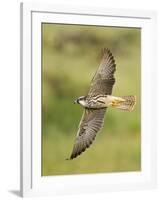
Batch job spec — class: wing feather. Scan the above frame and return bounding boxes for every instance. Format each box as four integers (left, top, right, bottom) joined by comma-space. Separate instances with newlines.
69, 48, 115, 159
88, 48, 116, 96
69, 108, 106, 159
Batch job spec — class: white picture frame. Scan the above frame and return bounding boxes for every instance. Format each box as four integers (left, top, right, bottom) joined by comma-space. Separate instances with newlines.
20, 2, 157, 197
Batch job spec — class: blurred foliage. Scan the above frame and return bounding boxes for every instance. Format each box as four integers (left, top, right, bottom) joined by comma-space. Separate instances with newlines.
42, 23, 141, 176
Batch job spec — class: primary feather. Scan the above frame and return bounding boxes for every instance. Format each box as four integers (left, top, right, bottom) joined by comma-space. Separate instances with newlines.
68, 48, 136, 160
69, 48, 116, 159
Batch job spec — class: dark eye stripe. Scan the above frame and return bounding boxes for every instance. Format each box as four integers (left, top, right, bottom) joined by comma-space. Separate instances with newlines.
79, 96, 86, 100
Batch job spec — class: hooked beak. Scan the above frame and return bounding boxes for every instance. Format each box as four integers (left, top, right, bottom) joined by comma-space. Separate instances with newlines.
74, 99, 77, 104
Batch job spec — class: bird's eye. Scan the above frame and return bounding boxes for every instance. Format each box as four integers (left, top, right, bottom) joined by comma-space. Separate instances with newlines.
79, 96, 85, 100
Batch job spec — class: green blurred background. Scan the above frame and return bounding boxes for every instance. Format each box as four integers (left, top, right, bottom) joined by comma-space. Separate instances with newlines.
42, 23, 141, 176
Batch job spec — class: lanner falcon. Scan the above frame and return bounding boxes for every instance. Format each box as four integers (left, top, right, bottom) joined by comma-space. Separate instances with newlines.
68, 48, 136, 160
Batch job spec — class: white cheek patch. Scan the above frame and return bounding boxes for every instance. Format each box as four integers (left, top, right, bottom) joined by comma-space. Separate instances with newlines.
79, 100, 86, 107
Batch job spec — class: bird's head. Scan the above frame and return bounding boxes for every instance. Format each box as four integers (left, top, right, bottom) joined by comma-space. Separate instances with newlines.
74, 96, 87, 106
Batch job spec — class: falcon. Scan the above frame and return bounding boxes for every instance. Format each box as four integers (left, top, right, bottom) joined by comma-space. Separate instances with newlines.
68, 48, 136, 160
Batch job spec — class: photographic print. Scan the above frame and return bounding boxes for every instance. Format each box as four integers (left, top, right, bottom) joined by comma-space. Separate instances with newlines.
42, 23, 141, 176
21, 3, 157, 196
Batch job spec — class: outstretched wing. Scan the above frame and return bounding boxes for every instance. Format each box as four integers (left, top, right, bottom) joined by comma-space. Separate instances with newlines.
69, 108, 106, 159
88, 48, 116, 97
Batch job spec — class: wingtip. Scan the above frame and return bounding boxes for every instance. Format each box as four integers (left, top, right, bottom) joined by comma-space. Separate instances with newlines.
69, 137, 96, 160
101, 48, 110, 55
65, 156, 75, 160
101, 48, 114, 59
65, 157, 73, 160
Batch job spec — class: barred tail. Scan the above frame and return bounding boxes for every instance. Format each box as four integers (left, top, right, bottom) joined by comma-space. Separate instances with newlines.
112, 96, 136, 111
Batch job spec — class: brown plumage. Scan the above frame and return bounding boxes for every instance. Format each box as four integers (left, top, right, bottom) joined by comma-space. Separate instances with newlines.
68, 48, 136, 160
69, 108, 106, 159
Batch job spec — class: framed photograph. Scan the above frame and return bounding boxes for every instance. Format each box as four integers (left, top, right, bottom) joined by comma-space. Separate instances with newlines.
20, 2, 157, 197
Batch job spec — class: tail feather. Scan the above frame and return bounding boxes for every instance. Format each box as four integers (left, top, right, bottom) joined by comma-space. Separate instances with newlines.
112, 95, 136, 111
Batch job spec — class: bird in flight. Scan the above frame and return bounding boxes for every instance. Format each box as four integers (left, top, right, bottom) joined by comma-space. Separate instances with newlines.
68, 48, 136, 160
